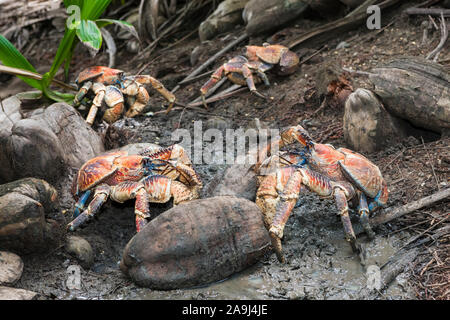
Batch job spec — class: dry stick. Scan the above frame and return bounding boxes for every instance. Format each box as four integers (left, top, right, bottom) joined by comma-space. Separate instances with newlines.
188, 86, 248, 108
172, 33, 249, 93
178, 70, 214, 86
404, 8, 450, 17
0, 65, 77, 92
188, 77, 229, 105
421, 137, 440, 190
369, 188, 450, 228
426, 12, 448, 61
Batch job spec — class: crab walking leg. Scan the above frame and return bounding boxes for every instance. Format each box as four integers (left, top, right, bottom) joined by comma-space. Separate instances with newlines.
134, 188, 150, 232
334, 188, 359, 253
86, 82, 107, 126
102, 85, 125, 124
359, 193, 375, 239
268, 169, 305, 263
67, 184, 111, 231
132, 75, 176, 113
200, 65, 226, 108
73, 190, 91, 218
74, 81, 92, 106
108, 181, 152, 232
124, 85, 150, 118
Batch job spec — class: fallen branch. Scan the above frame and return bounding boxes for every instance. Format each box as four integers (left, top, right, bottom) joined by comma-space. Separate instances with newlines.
370, 188, 450, 228
404, 8, 450, 17
187, 85, 247, 108
426, 12, 448, 61
0, 65, 78, 92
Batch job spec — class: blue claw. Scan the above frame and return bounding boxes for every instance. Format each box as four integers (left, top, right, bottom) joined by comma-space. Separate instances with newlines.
73, 190, 91, 218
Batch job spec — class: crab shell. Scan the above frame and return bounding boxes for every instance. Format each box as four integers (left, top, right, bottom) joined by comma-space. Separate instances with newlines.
71, 151, 144, 198
75, 66, 124, 87
245, 44, 299, 75
337, 148, 388, 203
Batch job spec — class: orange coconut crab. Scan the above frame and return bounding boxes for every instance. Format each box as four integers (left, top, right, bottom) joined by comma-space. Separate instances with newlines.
67, 144, 202, 233
200, 44, 299, 107
255, 125, 389, 263
73, 66, 176, 126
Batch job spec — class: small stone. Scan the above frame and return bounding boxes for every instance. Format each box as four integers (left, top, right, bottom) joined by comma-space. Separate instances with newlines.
336, 41, 350, 50
65, 236, 94, 269
0, 251, 24, 285
0, 286, 37, 300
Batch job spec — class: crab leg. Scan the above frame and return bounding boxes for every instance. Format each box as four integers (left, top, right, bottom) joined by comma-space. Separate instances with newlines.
124, 85, 149, 119
74, 81, 92, 106
359, 193, 375, 239
73, 190, 91, 218
102, 85, 125, 124
135, 188, 151, 232
68, 184, 110, 231
334, 188, 359, 253
86, 82, 107, 126
132, 75, 176, 113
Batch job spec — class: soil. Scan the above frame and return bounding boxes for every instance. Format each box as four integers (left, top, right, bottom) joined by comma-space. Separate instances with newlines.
1, 0, 449, 300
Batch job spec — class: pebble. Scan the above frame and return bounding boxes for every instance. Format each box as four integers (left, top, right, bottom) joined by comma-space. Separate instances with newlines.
0, 251, 24, 285
65, 236, 95, 269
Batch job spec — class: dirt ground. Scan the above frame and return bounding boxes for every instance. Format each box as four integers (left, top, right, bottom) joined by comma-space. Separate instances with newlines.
1, 0, 449, 300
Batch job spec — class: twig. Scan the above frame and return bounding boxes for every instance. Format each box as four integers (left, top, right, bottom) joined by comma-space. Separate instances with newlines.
187, 86, 247, 108
426, 12, 448, 61
0, 65, 77, 92
188, 77, 229, 105
178, 70, 214, 85
368, 188, 450, 228
172, 33, 249, 93
404, 8, 450, 17
421, 137, 440, 189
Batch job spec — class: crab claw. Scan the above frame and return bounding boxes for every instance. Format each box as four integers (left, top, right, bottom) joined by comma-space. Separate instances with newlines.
251, 89, 267, 100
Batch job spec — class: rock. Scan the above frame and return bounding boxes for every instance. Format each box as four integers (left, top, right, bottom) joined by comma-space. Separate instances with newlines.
0, 251, 24, 285
207, 163, 257, 201
243, 0, 309, 36
343, 88, 410, 153
120, 196, 271, 289
368, 57, 450, 134
65, 236, 94, 269
0, 98, 104, 183
0, 286, 37, 300
0, 178, 63, 254
199, 0, 249, 42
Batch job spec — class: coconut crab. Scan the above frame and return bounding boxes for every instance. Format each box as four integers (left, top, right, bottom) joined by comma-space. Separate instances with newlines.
73, 66, 176, 126
68, 144, 202, 232
255, 125, 389, 263
200, 44, 299, 107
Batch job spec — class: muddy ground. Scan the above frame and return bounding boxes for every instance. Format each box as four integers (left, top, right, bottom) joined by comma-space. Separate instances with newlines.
2, 1, 449, 300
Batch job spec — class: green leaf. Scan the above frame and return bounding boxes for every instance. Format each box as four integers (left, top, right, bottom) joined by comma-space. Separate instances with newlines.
63, 0, 83, 9
81, 0, 112, 20
96, 19, 139, 40
0, 34, 42, 90
76, 20, 102, 53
